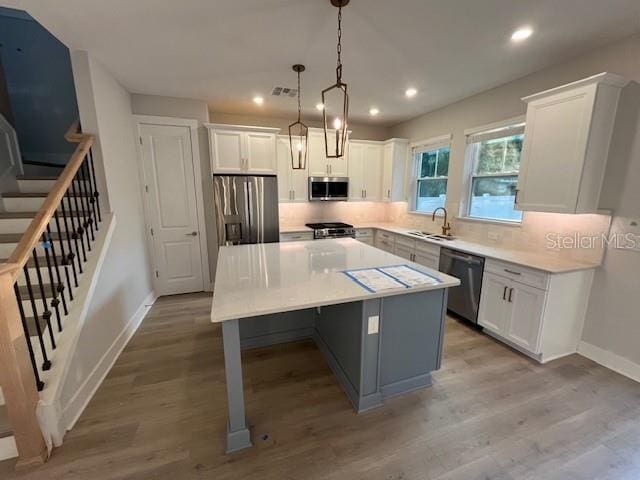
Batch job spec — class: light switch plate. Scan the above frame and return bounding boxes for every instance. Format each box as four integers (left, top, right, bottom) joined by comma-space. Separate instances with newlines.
367, 315, 379, 334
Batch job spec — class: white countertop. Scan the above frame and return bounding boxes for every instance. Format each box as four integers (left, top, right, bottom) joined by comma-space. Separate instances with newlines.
211, 238, 460, 323
279, 223, 599, 274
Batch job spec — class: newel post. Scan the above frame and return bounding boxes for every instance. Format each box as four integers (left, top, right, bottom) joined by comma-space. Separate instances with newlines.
0, 264, 48, 468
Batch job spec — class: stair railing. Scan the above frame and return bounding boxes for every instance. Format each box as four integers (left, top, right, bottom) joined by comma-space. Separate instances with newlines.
0, 121, 99, 467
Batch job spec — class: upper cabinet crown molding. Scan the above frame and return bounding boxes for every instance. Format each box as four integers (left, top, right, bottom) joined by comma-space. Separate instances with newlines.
204, 123, 281, 133
516, 72, 628, 214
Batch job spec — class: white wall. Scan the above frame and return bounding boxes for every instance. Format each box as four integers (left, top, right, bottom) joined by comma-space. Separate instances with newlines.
391, 33, 640, 370
61, 51, 153, 408
130, 93, 217, 285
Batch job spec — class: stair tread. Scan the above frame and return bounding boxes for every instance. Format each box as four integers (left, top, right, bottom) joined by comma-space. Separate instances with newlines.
2, 192, 91, 198
0, 210, 91, 219
0, 405, 12, 439
0, 231, 63, 243
1, 254, 67, 267
17, 283, 53, 299
16, 175, 59, 180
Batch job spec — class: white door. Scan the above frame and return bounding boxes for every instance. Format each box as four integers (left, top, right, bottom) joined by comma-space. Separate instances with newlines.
505, 282, 545, 353
140, 124, 205, 295
363, 144, 383, 201
245, 131, 276, 174
477, 273, 511, 335
211, 128, 244, 173
348, 142, 365, 201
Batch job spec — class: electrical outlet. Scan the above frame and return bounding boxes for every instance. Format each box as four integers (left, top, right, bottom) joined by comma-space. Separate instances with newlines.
367, 315, 379, 334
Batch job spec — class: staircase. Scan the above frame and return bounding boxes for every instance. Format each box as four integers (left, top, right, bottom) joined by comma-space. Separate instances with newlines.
0, 123, 102, 467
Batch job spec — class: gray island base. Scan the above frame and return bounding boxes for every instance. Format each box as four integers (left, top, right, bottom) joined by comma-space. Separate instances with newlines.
222, 288, 448, 453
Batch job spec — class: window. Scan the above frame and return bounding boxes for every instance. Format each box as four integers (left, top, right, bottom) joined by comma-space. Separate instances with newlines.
413, 144, 450, 213
465, 123, 525, 222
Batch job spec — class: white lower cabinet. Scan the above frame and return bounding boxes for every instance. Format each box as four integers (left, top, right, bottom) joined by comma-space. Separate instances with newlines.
372, 230, 441, 269
478, 272, 545, 353
279, 231, 314, 242
374, 230, 395, 253
355, 228, 374, 245
478, 259, 594, 362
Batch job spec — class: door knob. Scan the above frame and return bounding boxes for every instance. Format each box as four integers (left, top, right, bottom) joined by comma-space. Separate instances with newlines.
185, 231, 198, 236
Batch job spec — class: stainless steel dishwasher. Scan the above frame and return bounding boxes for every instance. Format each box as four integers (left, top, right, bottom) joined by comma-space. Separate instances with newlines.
438, 248, 485, 324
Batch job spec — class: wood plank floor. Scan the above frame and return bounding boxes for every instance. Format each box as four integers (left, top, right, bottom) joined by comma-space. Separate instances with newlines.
1, 292, 639, 479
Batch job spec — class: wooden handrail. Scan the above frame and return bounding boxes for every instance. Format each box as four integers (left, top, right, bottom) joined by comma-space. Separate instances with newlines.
6, 131, 94, 282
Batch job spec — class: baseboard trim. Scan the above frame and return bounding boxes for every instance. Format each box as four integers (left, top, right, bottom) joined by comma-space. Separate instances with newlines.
578, 341, 640, 383
61, 290, 157, 432
381, 373, 432, 400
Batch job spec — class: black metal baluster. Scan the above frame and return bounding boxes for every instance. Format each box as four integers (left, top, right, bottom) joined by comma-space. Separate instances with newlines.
84, 158, 99, 231
14, 284, 45, 391
60, 197, 81, 281
52, 212, 74, 301
65, 192, 85, 269
32, 249, 56, 349
42, 231, 63, 332
69, 182, 87, 262
88, 149, 102, 222
22, 266, 51, 370
76, 162, 94, 243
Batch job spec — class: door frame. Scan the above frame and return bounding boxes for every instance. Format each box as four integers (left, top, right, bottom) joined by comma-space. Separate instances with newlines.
133, 115, 212, 294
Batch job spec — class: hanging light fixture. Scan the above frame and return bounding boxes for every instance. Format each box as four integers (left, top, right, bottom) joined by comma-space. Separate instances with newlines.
289, 64, 308, 170
322, 0, 349, 159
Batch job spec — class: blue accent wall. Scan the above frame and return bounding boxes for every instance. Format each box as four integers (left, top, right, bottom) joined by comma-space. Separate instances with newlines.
0, 7, 79, 165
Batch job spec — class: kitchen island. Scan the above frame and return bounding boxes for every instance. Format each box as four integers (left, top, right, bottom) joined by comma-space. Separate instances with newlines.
211, 238, 460, 453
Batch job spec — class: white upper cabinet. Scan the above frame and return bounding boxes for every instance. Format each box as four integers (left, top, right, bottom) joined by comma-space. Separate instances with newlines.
516, 73, 628, 213
308, 127, 349, 177
382, 139, 409, 202
206, 124, 279, 174
348, 140, 383, 201
276, 135, 308, 203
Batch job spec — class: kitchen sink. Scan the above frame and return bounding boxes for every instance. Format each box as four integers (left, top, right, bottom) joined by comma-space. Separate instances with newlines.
407, 231, 456, 241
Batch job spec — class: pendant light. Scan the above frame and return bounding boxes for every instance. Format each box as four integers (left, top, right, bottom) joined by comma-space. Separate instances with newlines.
322, 0, 349, 159
289, 64, 308, 170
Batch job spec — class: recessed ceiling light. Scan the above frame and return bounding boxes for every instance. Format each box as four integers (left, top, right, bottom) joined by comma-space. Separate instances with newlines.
511, 27, 533, 42
253, 96, 264, 105
405, 88, 418, 98
369, 107, 380, 116
316, 103, 325, 111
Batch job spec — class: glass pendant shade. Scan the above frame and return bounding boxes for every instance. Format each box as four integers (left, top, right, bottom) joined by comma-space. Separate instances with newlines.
322, 82, 349, 159
289, 64, 308, 170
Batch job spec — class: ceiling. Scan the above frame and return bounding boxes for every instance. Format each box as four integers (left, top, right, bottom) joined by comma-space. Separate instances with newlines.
3, 0, 640, 126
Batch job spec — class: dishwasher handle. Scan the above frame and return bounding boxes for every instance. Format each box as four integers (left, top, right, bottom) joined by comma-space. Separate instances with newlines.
440, 249, 483, 266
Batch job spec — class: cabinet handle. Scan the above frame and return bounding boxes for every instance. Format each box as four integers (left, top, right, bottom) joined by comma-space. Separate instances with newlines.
364, 189, 367, 199
504, 269, 522, 276
387, 189, 390, 198
508, 288, 514, 303
514, 189, 519, 204
503, 286, 508, 300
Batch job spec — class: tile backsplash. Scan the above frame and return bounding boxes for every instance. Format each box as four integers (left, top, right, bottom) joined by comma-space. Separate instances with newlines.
280, 201, 612, 264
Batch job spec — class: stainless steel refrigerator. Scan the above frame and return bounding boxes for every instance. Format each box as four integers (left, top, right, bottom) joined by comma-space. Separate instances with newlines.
213, 175, 279, 246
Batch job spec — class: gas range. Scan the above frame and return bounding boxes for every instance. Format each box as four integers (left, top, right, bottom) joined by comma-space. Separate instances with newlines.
305, 222, 356, 240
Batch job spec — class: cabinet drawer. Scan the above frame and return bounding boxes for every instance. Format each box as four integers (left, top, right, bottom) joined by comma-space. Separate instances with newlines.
395, 235, 416, 249
279, 231, 314, 242
415, 241, 440, 257
485, 259, 548, 290
376, 230, 395, 242
355, 228, 374, 239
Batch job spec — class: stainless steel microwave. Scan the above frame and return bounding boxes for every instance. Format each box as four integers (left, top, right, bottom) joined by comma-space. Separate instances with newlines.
308, 177, 349, 201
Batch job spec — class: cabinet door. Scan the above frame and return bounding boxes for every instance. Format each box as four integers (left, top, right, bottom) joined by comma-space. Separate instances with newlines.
308, 130, 328, 176
517, 85, 596, 213
348, 142, 365, 200
477, 273, 511, 335
276, 137, 292, 202
211, 129, 244, 173
245, 131, 276, 174
375, 236, 395, 253
394, 243, 413, 261
290, 165, 308, 202
382, 143, 393, 201
363, 144, 383, 201
413, 252, 439, 270
328, 131, 349, 176
505, 282, 545, 353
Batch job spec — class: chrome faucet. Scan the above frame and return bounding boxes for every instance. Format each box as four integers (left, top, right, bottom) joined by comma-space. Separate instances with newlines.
432, 207, 452, 236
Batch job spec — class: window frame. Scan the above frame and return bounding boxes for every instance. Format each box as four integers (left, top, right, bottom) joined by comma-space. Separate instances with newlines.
462, 117, 526, 224
409, 134, 452, 215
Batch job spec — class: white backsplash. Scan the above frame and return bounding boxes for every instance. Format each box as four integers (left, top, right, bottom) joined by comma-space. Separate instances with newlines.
280, 201, 611, 264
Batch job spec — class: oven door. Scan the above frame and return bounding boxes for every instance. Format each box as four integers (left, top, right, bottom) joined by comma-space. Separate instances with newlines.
308, 177, 348, 201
